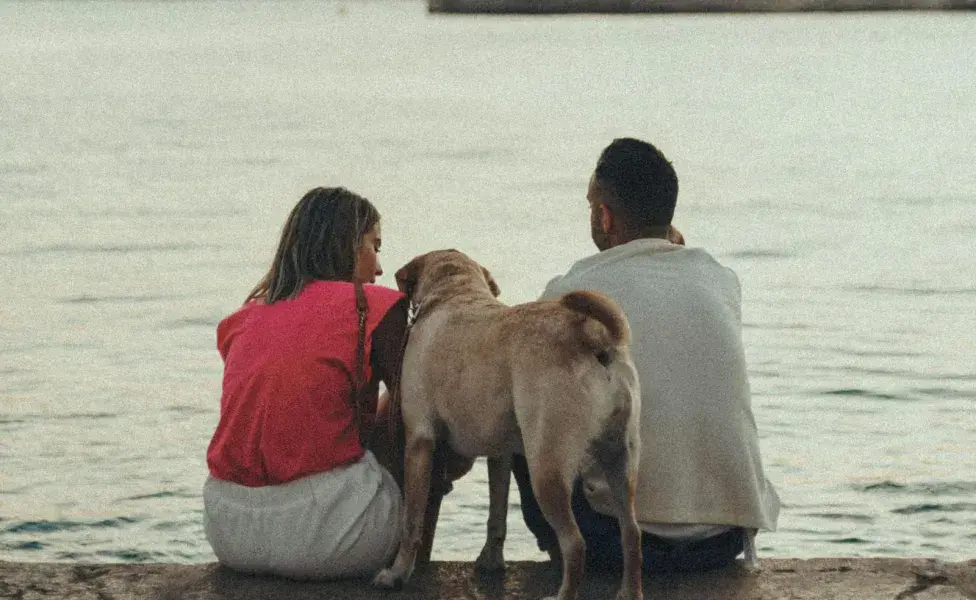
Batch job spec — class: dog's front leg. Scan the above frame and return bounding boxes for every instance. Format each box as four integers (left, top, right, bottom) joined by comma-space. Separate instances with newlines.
475, 454, 512, 572
373, 434, 435, 590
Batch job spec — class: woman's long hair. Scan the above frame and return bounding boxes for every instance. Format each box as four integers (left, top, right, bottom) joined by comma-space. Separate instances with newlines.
246, 187, 380, 304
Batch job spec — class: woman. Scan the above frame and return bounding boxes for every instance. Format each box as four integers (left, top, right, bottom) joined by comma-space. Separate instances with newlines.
204, 187, 408, 580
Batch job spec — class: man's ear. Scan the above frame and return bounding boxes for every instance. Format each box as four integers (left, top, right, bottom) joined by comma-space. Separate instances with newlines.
600, 204, 613, 235
481, 266, 501, 298
395, 257, 422, 299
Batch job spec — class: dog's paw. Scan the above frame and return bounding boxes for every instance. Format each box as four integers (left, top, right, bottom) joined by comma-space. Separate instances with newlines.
372, 568, 405, 590
474, 544, 506, 573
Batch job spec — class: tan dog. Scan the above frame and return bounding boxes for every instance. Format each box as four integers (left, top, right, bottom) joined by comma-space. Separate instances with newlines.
372, 249, 643, 600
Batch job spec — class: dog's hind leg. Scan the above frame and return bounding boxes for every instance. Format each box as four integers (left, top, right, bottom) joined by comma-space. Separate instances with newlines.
475, 454, 512, 573
528, 462, 585, 600
373, 433, 435, 590
592, 415, 643, 600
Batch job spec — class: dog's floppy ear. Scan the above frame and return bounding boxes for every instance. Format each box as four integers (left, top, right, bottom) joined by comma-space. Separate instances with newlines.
481, 266, 501, 298
395, 256, 423, 300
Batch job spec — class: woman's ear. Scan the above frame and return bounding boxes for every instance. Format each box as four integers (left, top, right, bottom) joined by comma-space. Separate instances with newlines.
481, 266, 501, 298
395, 257, 422, 299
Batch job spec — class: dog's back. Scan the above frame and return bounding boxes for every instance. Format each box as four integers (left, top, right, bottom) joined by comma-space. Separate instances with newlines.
509, 289, 640, 469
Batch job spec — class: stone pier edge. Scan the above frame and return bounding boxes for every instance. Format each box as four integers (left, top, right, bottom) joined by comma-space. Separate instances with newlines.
2, 557, 975, 599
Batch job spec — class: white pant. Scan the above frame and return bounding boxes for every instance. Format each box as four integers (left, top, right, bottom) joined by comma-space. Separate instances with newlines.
203, 451, 402, 580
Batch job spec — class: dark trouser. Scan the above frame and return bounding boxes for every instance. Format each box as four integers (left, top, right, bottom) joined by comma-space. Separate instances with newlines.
511, 454, 744, 574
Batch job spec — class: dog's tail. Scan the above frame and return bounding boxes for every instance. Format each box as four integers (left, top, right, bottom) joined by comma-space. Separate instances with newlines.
560, 290, 631, 352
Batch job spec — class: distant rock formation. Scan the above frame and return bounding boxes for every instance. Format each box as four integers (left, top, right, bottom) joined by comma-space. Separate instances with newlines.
429, 0, 975, 12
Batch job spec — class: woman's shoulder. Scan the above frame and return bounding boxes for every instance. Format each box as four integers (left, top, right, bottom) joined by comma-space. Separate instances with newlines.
299, 281, 405, 314
302, 280, 403, 300
363, 283, 405, 303
216, 302, 259, 357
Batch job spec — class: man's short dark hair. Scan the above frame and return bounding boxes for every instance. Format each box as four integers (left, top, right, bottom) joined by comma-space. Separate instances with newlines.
593, 138, 678, 228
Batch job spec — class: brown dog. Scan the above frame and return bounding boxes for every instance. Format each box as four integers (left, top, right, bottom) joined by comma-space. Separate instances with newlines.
372, 249, 643, 600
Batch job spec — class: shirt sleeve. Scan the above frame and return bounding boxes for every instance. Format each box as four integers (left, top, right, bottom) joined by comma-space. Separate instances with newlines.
215, 306, 249, 361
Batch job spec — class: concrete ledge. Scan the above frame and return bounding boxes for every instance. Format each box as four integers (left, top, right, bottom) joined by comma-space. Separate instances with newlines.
427, 0, 976, 12
1, 558, 975, 599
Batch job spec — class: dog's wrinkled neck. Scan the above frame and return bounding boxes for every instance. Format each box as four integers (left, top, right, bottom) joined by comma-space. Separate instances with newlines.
410, 276, 499, 324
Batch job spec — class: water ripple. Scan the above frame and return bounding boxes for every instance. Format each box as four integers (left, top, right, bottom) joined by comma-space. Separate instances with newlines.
829, 366, 976, 382
743, 322, 810, 331
855, 481, 976, 495
913, 387, 976, 400
41, 412, 119, 421
163, 316, 221, 329
2, 541, 45, 551
164, 404, 214, 415
60, 294, 184, 305
844, 285, 976, 297
123, 490, 196, 501
415, 148, 515, 161
6, 242, 222, 256
95, 549, 168, 562
5, 517, 141, 534
892, 503, 976, 515
805, 513, 876, 523
725, 249, 795, 260
821, 388, 907, 401
826, 347, 922, 359
50, 549, 175, 562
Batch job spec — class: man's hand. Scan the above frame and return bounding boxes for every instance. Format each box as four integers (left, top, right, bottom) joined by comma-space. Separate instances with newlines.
668, 226, 685, 245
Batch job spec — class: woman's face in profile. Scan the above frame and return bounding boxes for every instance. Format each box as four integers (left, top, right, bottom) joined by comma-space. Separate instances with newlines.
353, 222, 383, 284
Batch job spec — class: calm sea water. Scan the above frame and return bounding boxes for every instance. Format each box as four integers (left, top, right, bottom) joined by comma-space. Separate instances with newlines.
1, 0, 974, 565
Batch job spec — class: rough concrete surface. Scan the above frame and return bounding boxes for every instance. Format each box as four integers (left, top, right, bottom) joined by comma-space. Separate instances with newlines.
1, 558, 975, 600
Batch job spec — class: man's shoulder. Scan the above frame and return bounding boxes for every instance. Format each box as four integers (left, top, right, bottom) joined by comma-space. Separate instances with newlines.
539, 264, 627, 303
539, 263, 611, 299
540, 244, 740, 301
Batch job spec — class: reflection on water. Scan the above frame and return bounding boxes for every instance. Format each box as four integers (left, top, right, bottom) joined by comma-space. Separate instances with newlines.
1, 0, 974, 564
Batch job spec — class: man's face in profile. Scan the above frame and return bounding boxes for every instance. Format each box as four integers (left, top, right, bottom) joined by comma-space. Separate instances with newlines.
587, 172, 611, 252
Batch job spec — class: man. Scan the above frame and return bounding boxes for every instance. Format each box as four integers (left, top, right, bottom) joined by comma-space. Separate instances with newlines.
513, 137, 780, 573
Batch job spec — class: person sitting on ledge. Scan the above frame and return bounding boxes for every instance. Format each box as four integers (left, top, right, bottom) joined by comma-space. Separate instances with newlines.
512, 137, 781, 573
203, 187, 408, 580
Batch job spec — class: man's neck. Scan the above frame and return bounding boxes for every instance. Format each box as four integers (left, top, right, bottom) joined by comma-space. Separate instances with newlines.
610, 225, 670, 248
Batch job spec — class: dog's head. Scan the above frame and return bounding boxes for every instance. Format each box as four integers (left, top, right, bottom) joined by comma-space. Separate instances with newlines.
394, 249, 500, 304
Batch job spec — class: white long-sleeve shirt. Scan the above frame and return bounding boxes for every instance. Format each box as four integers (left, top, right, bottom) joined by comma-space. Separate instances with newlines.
540, 238, 780, 535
